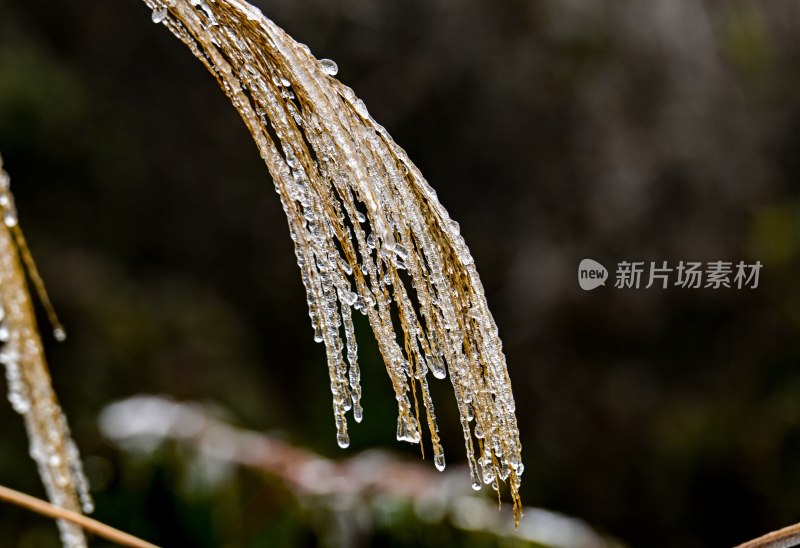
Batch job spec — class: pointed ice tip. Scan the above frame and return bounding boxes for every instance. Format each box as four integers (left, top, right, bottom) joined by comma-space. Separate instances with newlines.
53, 327, 67, 342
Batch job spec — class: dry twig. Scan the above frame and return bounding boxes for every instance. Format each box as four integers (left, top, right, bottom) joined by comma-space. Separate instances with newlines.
0, 484, 159, 548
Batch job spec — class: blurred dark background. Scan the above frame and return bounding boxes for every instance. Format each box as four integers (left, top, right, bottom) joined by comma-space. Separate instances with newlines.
1, 0, 800, 546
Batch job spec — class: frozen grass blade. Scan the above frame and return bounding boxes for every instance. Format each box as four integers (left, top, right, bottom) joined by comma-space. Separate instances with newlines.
143, 0, 524, 521
0, 155, 92, 547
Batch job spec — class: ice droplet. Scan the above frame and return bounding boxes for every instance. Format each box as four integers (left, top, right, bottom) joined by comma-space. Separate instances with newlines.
337, 431, 350, 448
53, 327, 66, 342
355, 211, 366, 223
396, 415, 421, 443
151, 7, 168, 23
430, 357, 446, 379
3, 210, 17, 228
353, 403, 363, 423
433, 444, 446, 471
319, 58, 338, 76
339, 290, 358, 306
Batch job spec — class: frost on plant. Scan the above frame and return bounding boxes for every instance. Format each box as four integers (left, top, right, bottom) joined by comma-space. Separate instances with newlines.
143, 0, 524, 520
0, 155, 92, 548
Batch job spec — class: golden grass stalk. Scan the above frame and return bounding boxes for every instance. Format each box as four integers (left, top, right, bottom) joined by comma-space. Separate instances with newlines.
736, 522, 800, 548
0, 155, 92, 547
0, 484, 159, 548
142, 0, 524, 521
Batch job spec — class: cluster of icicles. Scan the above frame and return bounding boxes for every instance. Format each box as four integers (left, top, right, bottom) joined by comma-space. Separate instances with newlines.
144, 0, 523, 519
0, 155, 92, 547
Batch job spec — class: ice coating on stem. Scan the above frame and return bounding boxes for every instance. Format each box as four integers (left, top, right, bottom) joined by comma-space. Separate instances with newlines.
0, 157, 92, 547
142, 0, 524, 522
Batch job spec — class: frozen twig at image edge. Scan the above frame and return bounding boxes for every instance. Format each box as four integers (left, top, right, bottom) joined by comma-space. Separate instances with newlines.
142, 0, 524, 519
0, 156, 92, 548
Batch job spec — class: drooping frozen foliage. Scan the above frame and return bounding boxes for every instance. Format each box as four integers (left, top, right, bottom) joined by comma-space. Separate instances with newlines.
0, 156, 92, 547
143, 0, 523, 519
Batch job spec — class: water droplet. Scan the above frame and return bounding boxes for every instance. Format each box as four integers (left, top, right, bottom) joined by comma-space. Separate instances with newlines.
337, 431, 350, 448
151, 7, 168, 23
53, 327, 66, 342
355, 211, 366, 223
319, 58, 338, 76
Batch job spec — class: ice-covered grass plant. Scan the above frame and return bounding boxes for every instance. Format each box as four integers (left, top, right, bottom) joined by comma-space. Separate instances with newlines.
142, 0, 524, 519
0, 156, 92, 547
